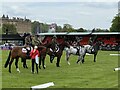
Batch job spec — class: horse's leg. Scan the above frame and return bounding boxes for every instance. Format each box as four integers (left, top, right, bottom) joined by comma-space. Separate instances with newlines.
24, 59, 28, 69
56, 56, 61, 67
82, 54, 86, 63
42, 56, 46, 69
66, 51, 71, 65
50, 55, 54, 63
22, 58, 28, 69
9, 58, 14, 73
76, 56, 80, 64
94, 53, 97, 62
39, 55, 42, 69
15, 57, 20, 73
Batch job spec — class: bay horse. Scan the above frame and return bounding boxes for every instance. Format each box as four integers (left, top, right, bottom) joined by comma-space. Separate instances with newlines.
4, 45, 47, 73
4, 46, 30, 73
39, 40, 70, 67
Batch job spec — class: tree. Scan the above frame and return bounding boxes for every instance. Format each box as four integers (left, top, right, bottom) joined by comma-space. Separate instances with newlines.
31, 21, 40, 34
32, 21, 50, 34
2, 24, 17, 34
77, 28, 87, 32
63, 24, 74, 32
95, 28, 109, 32
56, 26, 62, 32
110, 15, 120, 32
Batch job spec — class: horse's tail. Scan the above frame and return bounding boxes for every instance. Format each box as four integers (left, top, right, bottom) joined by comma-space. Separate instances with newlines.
4, 50, 11, 68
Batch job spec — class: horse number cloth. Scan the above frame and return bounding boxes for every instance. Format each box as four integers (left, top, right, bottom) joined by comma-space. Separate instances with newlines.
22, 48, 27, 53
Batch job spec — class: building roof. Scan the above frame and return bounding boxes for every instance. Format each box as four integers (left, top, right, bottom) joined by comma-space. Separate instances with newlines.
37, 32, 120, 36
1, 34, 24, 40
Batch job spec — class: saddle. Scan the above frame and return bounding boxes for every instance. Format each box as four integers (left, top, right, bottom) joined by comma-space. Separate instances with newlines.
50, 44, 59, 53
50, 46, 59, 53
73, 46, 80, 55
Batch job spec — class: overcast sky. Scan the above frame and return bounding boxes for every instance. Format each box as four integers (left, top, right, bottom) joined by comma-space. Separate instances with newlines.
1, 0, 119, 30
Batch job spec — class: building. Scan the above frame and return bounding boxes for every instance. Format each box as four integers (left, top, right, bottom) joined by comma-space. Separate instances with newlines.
0, 15, 32, 34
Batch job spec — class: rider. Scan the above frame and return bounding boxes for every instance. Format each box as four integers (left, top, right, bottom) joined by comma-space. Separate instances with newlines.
31, 35, 42, 47
24, 33, 32, 46
50, 35, 59, 56
75, 36, 83, 55
24, 34, 33, 58
88, 37, 93, 46
88, 35, 97, 52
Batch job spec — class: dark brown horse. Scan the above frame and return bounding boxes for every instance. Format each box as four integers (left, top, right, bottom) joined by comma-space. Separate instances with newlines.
41, 40, 70, 67
4, 45, 47, 73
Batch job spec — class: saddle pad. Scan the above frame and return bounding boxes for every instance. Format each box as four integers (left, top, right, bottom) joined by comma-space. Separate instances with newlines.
50, 47, 59, 53
22, 48, 27, 53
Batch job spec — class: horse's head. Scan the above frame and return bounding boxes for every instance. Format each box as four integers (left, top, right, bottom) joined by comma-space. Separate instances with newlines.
59, 41, 70, 49
93, 40, 102, 49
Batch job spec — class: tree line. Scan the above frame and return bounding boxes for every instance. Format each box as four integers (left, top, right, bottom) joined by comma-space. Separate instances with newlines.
2, 14, 120, 34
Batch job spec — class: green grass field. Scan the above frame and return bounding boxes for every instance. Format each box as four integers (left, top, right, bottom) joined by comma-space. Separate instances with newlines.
1, 50, 119, 89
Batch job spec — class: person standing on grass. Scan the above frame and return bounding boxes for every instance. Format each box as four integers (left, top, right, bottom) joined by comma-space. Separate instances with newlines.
30, 46, 39, 74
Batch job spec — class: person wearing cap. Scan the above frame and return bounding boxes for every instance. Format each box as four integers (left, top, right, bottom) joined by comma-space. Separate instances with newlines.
24, 34, 32, 46
30, 46, 39, 74
31, 35, 42, 47
23, 34, 32, 59
88, 37, 93, 45
51, 35, 59, 56
52, 35, 57, 43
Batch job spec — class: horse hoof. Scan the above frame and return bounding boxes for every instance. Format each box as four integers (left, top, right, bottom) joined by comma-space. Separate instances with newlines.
26, 66, 28, 69
82, 61, 84, 64
50, 61, 53, 63
56, 63, 60, 67
39, 66, 41, 69
17, 68, 20, 73
32, 72, 35, 74
23, 65, 25, 68
43, 67, 46, 69
9, 71, 11, 73
67, 62, 70, 65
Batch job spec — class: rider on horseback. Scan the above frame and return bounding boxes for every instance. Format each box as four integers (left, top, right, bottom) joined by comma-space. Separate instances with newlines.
88, 35, 97, 52
75, 36, 82, 55
24, 35, 42, 58
24, 34, 33, 58
24, 33, 32, 46
31, 35, 42, 47
50, 35, 59, 56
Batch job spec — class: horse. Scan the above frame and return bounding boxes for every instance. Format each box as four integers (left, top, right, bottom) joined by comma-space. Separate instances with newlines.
4, 46, 31, 73
82, 40, 101, 63
38, 45, 47, 69
65, 45, 86, 65
39, 40, 70, 67
4, 45, 46, 73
